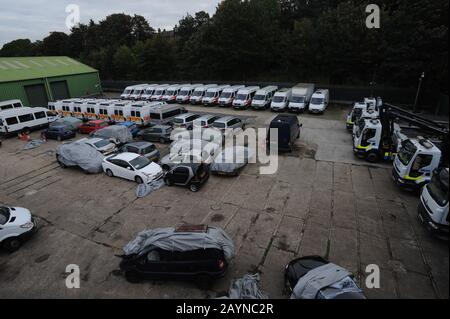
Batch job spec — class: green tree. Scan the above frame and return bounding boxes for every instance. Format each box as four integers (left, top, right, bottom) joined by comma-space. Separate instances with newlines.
0, 39, 35, 56
113, 45, 137, 80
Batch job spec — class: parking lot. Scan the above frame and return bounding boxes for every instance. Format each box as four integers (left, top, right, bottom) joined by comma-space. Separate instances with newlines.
0, 103, 448, 299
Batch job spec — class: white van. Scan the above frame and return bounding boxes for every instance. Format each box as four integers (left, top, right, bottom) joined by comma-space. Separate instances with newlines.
61, 99, 83, 117
309, 89, 330, 114
149, 105, 186, 126
0, 107, 54, 136
151, 84, 171, 101
289, 83, 315, 112
82, 99, 108, 120
72, 99, 96, 120
233, 86, 260, 110
252, 86, 278, 110
109, 101, 133, 123
96, 100, 120, 121
129, 84, 149, 101
121, 85, 141, 100
140, 85, 159, 101
128, 101, 165, 127
162, 84, 182, 103
202, 85, 231, 106
271, 88, 293, 112
176, 84, 203, 104
1, 99, 24, 111
190, 84, 218, 105
218, 85, 245, 107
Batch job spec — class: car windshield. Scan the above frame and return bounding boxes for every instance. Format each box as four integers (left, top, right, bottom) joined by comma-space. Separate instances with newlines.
236, 94, 247, 100
132, 90, 142, 95
173, 118, 184, 124
0, 206, 10, 225
166, 90, 175, 96
311, 98, 324, 104
353, 108, 363, 122
94, 140, 110, 148
291, 96, 305, 103
397, 140, 417, 166
355, 119, 366, 138
205, 91, 215, 98
124, 89, 132, 94
154, 90, 164, 95
130, 156, 151, 170
213, 122, 226, 129
192, 91, 203, 97
427, 170, 449, 206
254, 95, 265, 101
179, 90, 189, 96
145, 90, 154, 95
273, 96, 285, 103
221, 92, 232, 98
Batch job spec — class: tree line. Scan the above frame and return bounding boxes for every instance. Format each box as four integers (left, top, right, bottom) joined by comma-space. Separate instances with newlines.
1, 0, 448, 94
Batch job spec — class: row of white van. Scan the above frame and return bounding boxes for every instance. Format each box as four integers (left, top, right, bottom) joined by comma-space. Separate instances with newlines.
47, 98, 187, 127
121, 83, 330, 113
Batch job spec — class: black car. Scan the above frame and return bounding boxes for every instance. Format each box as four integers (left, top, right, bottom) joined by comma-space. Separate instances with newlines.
164, 163, 210, 192
139, 125, 173, 144
267, 114, 301, 152
119, 247, 228, 288
285, 256, 366, 299
44, 125, 76, 141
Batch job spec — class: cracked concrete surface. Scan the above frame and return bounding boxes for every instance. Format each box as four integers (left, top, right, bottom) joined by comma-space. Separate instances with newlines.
0, 103, 448, 299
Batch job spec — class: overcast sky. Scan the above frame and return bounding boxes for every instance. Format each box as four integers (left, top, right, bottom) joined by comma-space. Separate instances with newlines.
0, 0, 222, 46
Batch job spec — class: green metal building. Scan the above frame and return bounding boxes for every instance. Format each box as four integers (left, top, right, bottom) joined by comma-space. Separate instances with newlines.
0, 56, 102, 106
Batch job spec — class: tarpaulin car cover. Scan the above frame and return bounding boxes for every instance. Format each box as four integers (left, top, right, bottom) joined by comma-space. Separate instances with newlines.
136, 179, 165, 198
227, 274, 269, 299
290, 263, 353, 299
93, 125, 133, 144
210, 146, 255, 175
50, 117, 83, 131
56, 142, 105, 173
123, 226, 235, 261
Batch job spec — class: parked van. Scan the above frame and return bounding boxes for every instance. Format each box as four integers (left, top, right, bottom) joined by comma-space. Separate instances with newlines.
309, 89, 330, 114
0, 107, 54, 136
128, 101, 165, 127
271, 88, 292, 112
151, 84, 171, 101
129, 84, 149, 101
233, 86, 260, 110
1, 99, 23, 111
218, 85, 245, 107
149, 105, 186, 126
121, 85, 140, 100
61, 99, 83, 117
176, 84, 202, 104
289, 83, 315, 112
140, 85, 159, 101
162, 84, 182, 103
72, 99, 96, 120
202, 85, 231, 106
267, 114, 302, 152
252, 86, 278, 110
190, 85, 217, 105
173, 113, 201, 130
110, 101, 133, 123
84, 99, 108, 120
96, 100, 120, 121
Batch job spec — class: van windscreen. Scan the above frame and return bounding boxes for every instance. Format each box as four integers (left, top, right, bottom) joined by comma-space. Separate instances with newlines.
205, 91, 215, 98
221, 92, 232, 98
273, 96, 285, 103
254, 95, 265, 101
192, 91, 203, 97
236, 94, 247, 100
311, 98, 324, 104
179, 90, 189, 96
291, 96, 305, 103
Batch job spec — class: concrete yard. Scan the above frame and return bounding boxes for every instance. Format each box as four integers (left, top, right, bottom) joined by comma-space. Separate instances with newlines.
0, 104, 448, 299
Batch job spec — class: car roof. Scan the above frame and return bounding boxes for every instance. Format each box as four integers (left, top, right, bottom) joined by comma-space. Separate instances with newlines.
125, 141, 154, 148
195, 114, 217, 120
215, 116, 237, 122
87, 120, 105, 124
118, 121, 136, 126
110, 152, 140, 161
149, 125, 171, 130
176, 113, 196, 119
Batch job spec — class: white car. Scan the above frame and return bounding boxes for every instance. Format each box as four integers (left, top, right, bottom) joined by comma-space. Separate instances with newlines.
0, 206, 37, 252
79, 138, 117, 155
102, 152, 163, 184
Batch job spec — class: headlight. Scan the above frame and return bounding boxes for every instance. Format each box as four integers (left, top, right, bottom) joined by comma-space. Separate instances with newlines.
20, 222, 34, 229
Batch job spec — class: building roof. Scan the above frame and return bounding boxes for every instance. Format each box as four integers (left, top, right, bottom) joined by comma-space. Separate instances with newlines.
0, 56, 98, 83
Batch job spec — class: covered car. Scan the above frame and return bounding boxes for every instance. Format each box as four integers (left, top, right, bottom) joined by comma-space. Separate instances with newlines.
91, 125, 133, 145
210, 146, 255, 176
50, 117, 83, 132
56, 142, 105, 174
285, 256, 366, 299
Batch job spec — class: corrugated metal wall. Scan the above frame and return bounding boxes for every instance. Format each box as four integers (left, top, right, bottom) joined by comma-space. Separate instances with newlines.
0, 72, 102, 106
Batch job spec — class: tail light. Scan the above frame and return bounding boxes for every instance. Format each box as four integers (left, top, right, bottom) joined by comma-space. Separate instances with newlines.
218, 259, 225, 270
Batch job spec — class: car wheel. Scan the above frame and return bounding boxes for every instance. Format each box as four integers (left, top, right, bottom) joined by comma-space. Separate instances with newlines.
189, 183, 199, 192
162, 165, 170, 171
366, 152, 380, 163
124, 271, 142, 284
196, 274, 213, 290
159, 138, 166, 144
3, 237, 22, 253
135, 176, 144, 184
106, 169, 114, 177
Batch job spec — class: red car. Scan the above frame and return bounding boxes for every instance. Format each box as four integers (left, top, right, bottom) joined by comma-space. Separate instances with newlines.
79, 120, 109, 134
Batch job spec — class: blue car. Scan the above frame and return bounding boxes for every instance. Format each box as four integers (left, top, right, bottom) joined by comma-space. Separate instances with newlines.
117, 121, 140, 138
44, 125, 76, 141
